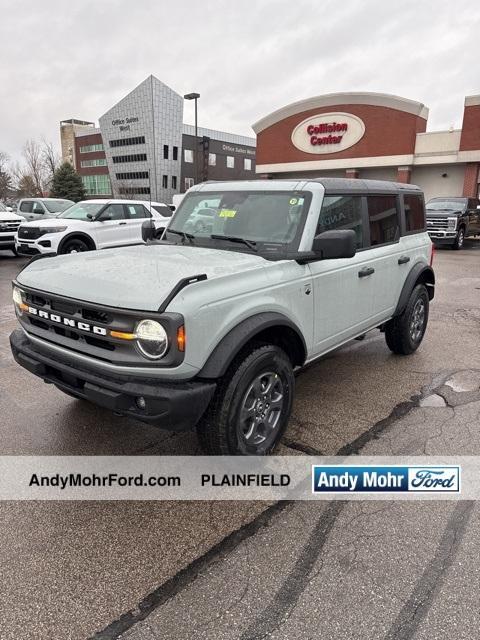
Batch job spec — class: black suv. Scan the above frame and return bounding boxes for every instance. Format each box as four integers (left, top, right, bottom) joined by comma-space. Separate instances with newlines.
426, 197, 480, 249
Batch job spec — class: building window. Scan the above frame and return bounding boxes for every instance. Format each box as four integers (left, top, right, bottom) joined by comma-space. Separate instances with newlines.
119, 187, 151, 195
80, 158, 107, 168
163, 145, 169, 160
226, 156, 234, 168
109, 136, 145, 148
403, 194, 425, 232
209, 153, 216, 166
115, 171, 149, 180
317, 195, 364, 249
367, 195, 400, 245
184, 149, 193, 163
172, 176, 177, 189
185, 177, 194, 190
173, 146, 178, 161
112, 153, 147, 163
79, 143, 104, 153
162, 175, 168, 188
81, 175, 111, 195
244, 158, 252, 171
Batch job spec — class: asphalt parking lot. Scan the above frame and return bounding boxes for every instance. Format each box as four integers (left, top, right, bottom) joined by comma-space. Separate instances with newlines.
1, 241, 480, 640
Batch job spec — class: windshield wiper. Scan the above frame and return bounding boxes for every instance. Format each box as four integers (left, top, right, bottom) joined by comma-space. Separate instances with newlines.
210, 234, 258, 251
167, 229, 195, 244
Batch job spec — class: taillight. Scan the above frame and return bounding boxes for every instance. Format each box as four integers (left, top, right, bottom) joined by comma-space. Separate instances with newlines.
430, 243, 435, 266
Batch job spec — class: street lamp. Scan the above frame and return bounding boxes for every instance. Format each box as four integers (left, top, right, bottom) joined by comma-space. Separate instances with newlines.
184, 92, 200, 184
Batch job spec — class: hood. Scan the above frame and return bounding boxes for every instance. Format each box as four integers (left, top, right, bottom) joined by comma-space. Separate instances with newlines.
426, 209, 462, 217
20, 216, 83, 227
0, 212, 24, 222
16, 243, 268, 311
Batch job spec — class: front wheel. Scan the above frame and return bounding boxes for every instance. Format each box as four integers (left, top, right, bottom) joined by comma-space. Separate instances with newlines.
385, 284, 429, 355
60, 238, 90, 254
197, 344, 294, 455
453, 227, 465, 250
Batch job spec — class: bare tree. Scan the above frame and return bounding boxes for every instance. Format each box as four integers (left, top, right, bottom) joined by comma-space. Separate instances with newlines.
41, 138, 60, 189
0, 151, 13, 200
22, 139, 47, 195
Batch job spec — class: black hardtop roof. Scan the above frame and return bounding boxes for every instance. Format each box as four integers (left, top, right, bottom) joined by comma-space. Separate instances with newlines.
307, 177, 423, 194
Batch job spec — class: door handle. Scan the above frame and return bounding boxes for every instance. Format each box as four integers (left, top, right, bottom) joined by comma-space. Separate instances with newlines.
118, 222, 127, 225
358, 267, 375, 278
398, 256, 410, 265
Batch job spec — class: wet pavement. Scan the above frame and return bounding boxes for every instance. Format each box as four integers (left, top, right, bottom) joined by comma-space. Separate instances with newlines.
0, 239, 479, 639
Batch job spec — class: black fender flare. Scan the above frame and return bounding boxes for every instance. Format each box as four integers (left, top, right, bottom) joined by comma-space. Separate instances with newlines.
198, 312, 307, 379
393, 263, 435, 316
57, 232, 96, 253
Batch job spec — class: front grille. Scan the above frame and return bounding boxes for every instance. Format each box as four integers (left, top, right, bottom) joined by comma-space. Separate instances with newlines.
0, 235, 14, 242
0, 220, 21, 232
18, 227, 44, 240
426, 217, 449, 229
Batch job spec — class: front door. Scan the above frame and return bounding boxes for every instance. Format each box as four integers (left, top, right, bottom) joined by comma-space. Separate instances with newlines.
92, 204, 131, 248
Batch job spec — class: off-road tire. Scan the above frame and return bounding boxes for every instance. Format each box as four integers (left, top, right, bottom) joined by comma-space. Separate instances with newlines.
197, 344, 294, 455
385, 284, 429, 355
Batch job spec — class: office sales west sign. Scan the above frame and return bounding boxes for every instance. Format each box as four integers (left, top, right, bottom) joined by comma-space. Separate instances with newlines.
291, 112, 365, 154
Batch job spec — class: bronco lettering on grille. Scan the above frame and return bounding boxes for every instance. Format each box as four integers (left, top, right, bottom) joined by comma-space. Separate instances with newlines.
26, 306, 107, 335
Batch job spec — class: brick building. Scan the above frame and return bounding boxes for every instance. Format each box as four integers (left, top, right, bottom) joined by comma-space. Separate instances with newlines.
253, 92, 480, 202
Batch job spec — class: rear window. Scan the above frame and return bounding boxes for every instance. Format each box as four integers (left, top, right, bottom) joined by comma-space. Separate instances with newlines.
367, 195, 399, 245
404, 194, 425, 232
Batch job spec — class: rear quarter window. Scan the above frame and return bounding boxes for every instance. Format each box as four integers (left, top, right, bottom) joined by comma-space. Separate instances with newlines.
404, 194, 425, 233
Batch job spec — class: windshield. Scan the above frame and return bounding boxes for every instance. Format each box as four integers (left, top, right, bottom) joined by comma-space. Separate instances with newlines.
58, 202, 105, 220
44, 200, 73, 213
426, 199, 466, 211
166, 191, 311, 255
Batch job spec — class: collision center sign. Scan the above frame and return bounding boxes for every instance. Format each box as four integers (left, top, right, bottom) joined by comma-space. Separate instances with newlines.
291, 112, 365, 154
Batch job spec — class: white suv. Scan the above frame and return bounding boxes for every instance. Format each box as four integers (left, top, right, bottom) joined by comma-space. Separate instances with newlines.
0, 203, 25, 255
15, 199, 172, 256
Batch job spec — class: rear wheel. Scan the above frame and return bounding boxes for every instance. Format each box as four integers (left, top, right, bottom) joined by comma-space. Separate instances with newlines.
453, 227, 465, 250
197, 344, 294, 455
385, 284, 429, 355
60, 238, 90, 254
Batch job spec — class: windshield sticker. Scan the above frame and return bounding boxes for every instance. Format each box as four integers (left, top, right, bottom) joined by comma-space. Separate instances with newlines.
289, 198, 298, 205
218, 209, 237, 218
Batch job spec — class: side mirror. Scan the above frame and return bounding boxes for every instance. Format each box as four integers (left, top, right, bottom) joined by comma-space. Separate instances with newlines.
141, 219, 156, 242
312, 230, 357, 259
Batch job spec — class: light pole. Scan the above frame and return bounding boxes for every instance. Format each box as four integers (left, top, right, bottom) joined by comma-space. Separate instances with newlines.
184, 92, 200, 184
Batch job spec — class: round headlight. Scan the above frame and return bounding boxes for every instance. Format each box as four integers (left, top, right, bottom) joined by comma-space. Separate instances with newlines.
13, 286, 24, 306
135, 319, 168, 360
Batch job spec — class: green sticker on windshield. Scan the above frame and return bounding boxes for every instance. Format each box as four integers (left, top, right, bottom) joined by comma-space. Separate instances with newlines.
219, 209, 237, 218
289, 198, 298, 205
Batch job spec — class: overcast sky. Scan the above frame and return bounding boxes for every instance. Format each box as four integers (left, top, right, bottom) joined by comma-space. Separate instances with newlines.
1, 0, 479, 161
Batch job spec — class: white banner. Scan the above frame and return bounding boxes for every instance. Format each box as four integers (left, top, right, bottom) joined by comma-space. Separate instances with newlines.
0, 456, 477, 500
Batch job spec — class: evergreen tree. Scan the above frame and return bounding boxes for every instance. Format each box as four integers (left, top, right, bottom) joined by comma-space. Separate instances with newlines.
51, 162, 86, 201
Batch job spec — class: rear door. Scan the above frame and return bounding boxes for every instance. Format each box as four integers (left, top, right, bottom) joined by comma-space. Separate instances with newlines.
92, 204, 131, 248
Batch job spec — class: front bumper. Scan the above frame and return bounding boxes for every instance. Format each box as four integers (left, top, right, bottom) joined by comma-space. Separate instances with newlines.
10, 329, 216, 431
427, 230, 457, 244
15, 236, 57, 256
0, 236, 16, 249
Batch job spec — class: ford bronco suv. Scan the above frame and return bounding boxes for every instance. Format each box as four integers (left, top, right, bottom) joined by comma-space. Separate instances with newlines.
10, 179, 434, 455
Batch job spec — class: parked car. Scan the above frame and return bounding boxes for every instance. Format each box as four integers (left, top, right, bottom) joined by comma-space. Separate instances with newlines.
0, 203, 26, 255
426, 196, 480, 249
10, 179, 434, 454
15, 199, 172, 256
17, 198, 75, 222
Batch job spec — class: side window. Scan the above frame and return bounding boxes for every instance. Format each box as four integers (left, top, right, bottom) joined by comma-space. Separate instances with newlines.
367, 195, 399, 246
126, 204, 150, 219
20, 201, 33, 213
102, 204, 126, 220
316, 195, 363, 249
32, 202, 45, 214
404, 194, 425, 233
